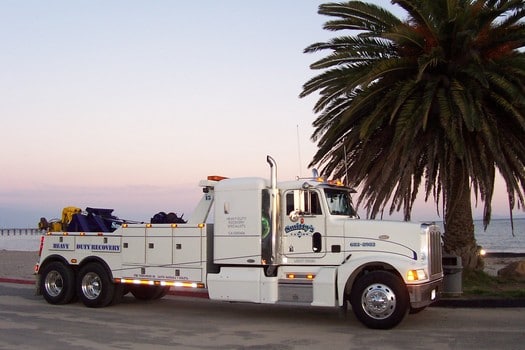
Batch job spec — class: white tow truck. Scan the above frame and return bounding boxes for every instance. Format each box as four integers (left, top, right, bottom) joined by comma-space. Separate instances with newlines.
35, 156, 443, 329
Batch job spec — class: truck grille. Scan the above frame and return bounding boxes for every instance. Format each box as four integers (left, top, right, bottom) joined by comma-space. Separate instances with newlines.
429, 229, 443, 277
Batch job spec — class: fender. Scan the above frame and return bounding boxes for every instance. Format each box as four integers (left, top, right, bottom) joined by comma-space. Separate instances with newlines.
77, 255, 116, 281
37, 254, 75, 273
336, 253, 418, 306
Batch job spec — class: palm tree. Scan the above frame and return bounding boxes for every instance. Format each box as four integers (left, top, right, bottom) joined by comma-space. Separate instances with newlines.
300, 0, 525, 269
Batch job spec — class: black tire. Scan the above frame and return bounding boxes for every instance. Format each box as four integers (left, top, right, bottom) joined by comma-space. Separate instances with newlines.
130, 285, 169, 300
77, 262, 115, 308
409, 306, 427, 314
154, 286, 170, 300
350, 271, 409, 329
39, 261, 76, 305
110, 283, 125, 305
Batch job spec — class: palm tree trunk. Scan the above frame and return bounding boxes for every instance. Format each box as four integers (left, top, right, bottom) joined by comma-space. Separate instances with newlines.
443, 158, 483, 270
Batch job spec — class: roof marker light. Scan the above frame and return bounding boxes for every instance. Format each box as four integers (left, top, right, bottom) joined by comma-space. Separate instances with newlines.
329, 179, 344, 186
207, 175, 228, 181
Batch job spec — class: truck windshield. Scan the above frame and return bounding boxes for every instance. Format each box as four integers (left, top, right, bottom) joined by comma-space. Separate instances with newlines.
324, 188, 357, 217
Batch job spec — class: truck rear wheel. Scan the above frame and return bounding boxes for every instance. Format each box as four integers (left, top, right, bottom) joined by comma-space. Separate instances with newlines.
130, 285, 170, 300
110, 284, 125, 305
77, 262, 115, 308
40, 261, 75, 305
350, 271, 409, 329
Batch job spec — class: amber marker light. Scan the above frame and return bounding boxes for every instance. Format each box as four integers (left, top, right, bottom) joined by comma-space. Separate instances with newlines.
208, 175, 228, 181
407, 269, 427, 281
71, 259, 77, 264
407, 270, 416, 281
287, 273, 296, 279
198, 223, 205, 228
122, 223, 128, 228
173, 282, 203, 288
329, 179, 344, 186
171, 223, 178, 228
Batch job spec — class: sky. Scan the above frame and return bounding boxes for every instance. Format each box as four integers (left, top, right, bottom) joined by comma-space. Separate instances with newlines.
0, 0, 517, 228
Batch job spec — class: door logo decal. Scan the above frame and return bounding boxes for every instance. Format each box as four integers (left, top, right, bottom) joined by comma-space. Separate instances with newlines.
285, 223, 315, 237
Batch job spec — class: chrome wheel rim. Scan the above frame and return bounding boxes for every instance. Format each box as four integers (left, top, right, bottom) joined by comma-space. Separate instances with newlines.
44, 270, 63, 297
361, 283, 396, 320
81, 272, 102, 300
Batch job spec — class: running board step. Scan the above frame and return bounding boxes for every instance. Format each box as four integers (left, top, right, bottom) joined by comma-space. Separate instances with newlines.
278, 283, 313, 303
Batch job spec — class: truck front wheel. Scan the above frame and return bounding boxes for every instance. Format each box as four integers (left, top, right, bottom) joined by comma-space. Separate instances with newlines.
77, 262, 115, 308
350, 271, 409, 329
40, 261, 75, 305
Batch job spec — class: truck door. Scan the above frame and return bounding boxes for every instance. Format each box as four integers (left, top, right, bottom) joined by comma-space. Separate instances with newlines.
282, 189, 326, 260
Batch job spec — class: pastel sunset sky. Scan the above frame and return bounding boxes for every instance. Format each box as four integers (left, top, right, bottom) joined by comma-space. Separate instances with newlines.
0, 1, 516, 227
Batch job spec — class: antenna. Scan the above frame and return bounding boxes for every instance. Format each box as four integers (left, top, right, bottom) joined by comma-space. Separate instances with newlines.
343, 141, 349, 185
296, 125, 303, 177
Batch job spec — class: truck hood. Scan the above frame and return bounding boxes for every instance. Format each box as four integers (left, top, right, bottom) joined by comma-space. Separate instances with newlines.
340, 218, 426, 261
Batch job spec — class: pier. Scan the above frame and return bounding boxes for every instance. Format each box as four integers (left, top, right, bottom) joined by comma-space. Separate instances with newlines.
0, 228, 44, 237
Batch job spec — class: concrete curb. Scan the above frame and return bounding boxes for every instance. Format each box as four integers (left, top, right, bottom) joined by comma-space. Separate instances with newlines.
433, 297, 525, 308
0, 277, 35, 285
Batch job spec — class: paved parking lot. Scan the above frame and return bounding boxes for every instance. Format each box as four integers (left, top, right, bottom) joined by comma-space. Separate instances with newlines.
1, 282, 525, 349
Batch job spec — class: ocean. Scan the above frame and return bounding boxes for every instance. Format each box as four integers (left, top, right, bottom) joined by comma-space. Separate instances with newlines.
471, 218, 525, 253
1, 218, 524, 253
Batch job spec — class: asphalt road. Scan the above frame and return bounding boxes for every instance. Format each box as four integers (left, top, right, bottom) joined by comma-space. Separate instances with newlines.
1, 282, 525, 350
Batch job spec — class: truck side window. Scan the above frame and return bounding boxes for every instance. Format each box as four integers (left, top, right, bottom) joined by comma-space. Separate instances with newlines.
324, 188, 357, 216
307, 192, 322, 215
285, 190, 322, 216
286, 192, 295, 215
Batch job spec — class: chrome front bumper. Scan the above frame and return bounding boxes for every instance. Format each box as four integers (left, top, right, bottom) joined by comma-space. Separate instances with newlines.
407, 278, 443, 308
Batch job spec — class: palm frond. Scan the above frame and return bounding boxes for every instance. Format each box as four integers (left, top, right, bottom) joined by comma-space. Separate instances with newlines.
302, 0, 525, 229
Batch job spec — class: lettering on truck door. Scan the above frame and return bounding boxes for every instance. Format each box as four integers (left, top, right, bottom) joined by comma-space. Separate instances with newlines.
283, 189, 326, 261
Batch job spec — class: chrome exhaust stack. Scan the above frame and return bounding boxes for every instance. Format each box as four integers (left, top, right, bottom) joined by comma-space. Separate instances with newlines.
266, 155, 278, 274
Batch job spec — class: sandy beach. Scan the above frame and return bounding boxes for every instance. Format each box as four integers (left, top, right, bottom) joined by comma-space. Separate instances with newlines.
1, 249, 523, 282
0, 250, 39, 280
